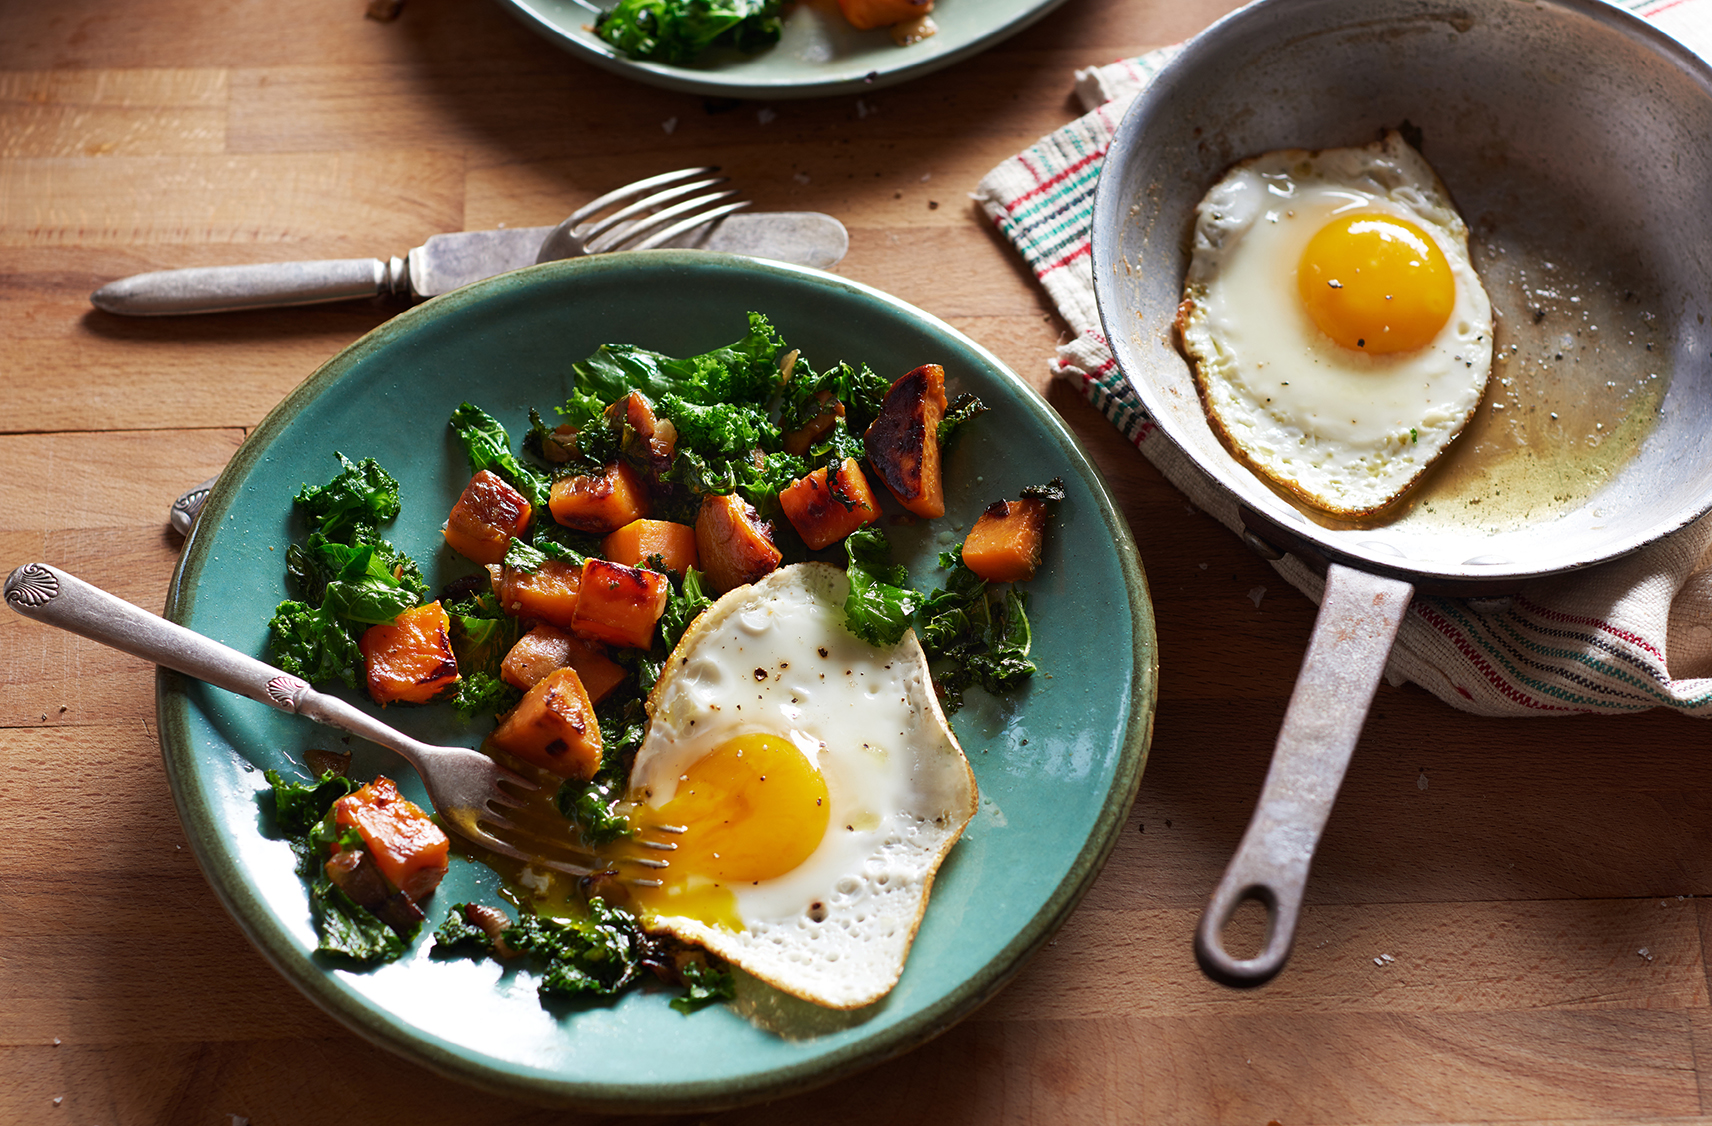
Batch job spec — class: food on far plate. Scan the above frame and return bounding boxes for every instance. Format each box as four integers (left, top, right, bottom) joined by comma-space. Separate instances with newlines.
592, 0, 935, 67
1177, 129, 1494, 517
619, 562, 977, 1010
262, 312, 1064, 1015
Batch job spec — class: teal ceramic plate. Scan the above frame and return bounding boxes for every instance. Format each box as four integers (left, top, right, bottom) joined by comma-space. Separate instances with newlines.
160, 251, 1155, 1111
499, 0, 1073, 99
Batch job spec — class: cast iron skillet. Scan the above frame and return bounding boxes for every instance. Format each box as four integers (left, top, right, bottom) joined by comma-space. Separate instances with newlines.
1090, 0, 1712, 987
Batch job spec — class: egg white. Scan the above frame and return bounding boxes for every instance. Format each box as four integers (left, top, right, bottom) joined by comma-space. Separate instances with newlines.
1179, 130, 1494, 516
633, 562, 977, 1010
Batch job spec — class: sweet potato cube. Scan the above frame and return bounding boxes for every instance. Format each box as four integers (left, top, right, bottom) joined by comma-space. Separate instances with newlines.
782, 392, 846, 456
696, 493, 783, 594
500, 623, 626, 703
572, 558, 671, 650
360, 602, 459, 706
779, 457, 882, 550
962, 498, 1051, 583
490, 667, 602, 780
865, 363, 948, 519
602, 518, 698, 576
548, 462, 649, 534
443, 470, 532, 565
491, 558, 583, 628
332, 776, 450, 902
836, 0, 932, 29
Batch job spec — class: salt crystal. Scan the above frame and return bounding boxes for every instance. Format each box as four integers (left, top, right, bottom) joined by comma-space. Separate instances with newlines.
53, 1096, 62, 1106
1417, 771, 1429, 791
856, 99, 871, 118
1247, 586, 1266, 608
661, 117, 678, 134
793, 172, 811, 185
757, 108, 777, 125
920, 173, 931, 182
1638, 947, 1654, 962
1198, 563, 1208, 570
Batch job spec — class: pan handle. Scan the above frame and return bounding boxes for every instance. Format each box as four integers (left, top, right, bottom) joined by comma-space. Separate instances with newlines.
1194, 562, 1415, 987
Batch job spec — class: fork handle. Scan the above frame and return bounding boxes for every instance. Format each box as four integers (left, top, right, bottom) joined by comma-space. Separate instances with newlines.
2, 562, 434, 772
90, 258, 410, 315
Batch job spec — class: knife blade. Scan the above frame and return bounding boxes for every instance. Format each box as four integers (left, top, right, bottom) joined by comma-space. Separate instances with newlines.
90, 211, 849, 316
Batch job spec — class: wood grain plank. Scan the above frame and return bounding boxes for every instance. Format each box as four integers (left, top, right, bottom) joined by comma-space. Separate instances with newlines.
984, 900, 1706, 1020
0, 150, 464, 248
0, 69, 227, 159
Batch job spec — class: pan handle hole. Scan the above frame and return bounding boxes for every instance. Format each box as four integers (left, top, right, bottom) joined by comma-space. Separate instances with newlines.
1218, 893, 1274, 962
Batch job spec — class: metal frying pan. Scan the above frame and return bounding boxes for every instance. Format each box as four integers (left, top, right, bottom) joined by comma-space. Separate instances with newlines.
1089, 0, 1712, 986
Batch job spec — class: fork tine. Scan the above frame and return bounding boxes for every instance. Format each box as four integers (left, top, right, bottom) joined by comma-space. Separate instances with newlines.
589, 191, 741, 254
564, 166, 717, 228
628, 199, 751, 252
577, 177, 727, 245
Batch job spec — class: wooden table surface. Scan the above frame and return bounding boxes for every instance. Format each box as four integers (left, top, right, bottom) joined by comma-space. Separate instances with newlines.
8, 1, 1712, 1123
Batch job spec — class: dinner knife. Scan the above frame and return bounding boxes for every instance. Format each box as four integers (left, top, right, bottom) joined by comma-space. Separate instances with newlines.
90, 211, 849, 316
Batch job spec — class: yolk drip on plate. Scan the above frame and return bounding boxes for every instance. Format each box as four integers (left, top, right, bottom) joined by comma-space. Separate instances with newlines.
613, 732, 831, 931
1296, 213, 1456, 354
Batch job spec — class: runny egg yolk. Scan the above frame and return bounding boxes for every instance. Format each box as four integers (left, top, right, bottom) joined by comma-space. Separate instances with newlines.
624, 732, 831, 929
1296, 213, 1455, 354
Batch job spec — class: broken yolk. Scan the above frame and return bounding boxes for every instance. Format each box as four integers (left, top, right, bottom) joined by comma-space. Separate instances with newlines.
623, 732, 831, 930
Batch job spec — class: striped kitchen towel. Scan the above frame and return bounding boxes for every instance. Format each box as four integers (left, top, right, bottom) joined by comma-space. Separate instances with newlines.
973, 0, 1712, 718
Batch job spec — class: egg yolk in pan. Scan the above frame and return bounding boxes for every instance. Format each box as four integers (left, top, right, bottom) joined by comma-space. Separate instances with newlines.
1297, 213, 1455, 354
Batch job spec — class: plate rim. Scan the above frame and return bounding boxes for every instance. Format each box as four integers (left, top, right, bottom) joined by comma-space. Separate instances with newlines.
497, 0, 1076, 99
158, 250, 1157, 1111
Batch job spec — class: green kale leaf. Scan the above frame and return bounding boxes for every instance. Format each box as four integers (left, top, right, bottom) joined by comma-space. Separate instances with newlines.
555, 777, 631, 846
842, 526, 923, 647
671, 960, 738, 1014
502, 899, 645, 998
448, 402, 553, 512
294, 453, 402, 543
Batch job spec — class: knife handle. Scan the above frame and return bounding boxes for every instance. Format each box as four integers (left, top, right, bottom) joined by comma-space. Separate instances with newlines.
91, 257, 409, 315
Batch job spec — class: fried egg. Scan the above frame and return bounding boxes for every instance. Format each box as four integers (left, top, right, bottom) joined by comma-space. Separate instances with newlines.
1178, 130, 1494, 516
621, 562, 977, 1010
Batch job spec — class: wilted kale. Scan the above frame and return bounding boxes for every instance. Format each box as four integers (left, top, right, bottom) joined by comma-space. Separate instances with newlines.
294, 453, 402, 542
449, 402, 553, 511
269, 455, 425, 691
556, 776, 631, 845
433, 900, 737, 1012
656, 567, 713, 651
842, 526, 924, 647
571, 311, 784, 410
938, 392, 989, 445
671, 960, 738, 1014
916, 554, 1037, 714
263, 769, 409, 964
501, 899, 645, 998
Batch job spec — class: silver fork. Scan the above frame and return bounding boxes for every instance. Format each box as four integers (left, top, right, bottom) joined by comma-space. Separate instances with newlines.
3, 561, 613, 877
534, 165, 750, 262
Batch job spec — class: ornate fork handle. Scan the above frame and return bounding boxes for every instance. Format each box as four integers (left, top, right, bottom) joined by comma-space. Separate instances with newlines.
3, 562, 463, 782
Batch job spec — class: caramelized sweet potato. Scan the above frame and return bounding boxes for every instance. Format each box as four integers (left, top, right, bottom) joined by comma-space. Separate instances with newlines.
696, 493, 783, 594
489, 558, 582, 628
606, 390, 677, 475
360, 602, 459, 706
782, 391, 846, 456
962, 498, 1050, 583
572, 558, 671, 649
500, 623, 626, 703
443, 470, 532, 565
601, 518, 698, 576
865, 363, 948, 518
490, 667, 603, 780
548, 462, 649, 534
779, 457, 882, 550
837, 0, 932, 29
332, 776, 450, 903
